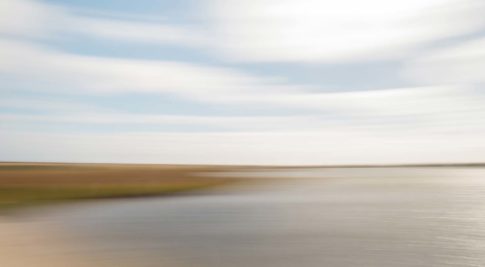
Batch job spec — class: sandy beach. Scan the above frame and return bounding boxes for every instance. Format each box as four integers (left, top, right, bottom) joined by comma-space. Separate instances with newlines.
0, 217, 97, 267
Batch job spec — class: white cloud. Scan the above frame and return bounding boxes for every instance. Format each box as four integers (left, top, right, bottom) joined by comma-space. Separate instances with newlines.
0, 97, 109, 113
404, 37, 485, 84
1, 130, 484, 164
220, 85, 485, 124
0, 0, 203, 46
69, 16, 205, 45
0, 0, 61, 37
0, 113, 326, 132
2, 0, 484, 64
1, 40, 481, 123
2, 1, 485, 164
206, 0, 485, 62
0, 40, 284, 99
0, 39, 483, 128
2, 84, 484, 136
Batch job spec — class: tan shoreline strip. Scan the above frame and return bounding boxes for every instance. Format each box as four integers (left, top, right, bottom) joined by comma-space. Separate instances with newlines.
0, 219, 102, 267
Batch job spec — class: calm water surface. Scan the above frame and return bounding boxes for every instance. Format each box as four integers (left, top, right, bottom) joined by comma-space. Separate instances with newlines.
26, 168, 485, 266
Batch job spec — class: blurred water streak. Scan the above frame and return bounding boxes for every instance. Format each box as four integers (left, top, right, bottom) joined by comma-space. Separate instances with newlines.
3, 167, 485, 267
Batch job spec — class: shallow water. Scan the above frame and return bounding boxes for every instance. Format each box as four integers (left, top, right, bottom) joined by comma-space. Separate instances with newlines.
10, 167, 485, 267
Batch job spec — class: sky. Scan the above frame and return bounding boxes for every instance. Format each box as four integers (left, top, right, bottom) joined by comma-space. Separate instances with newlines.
1, 0, 485, 165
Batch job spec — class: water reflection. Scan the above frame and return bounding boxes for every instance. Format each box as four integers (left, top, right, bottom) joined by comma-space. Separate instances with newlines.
3, 167, 485, 267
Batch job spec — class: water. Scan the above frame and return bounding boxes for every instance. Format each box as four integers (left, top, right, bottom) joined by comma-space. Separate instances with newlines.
6, 167, 485, 267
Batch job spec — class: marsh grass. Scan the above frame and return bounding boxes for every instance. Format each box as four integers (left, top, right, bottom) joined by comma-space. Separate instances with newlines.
0, 163, 242, 210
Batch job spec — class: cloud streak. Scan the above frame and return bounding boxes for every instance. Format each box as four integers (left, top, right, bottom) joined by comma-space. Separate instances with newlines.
0, 0, 204, 46
2, 130, 484, 165
206, 0, 485, 62
1, 0, 485, 164
404, 37, 485, 84
0, 40, 285, 99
